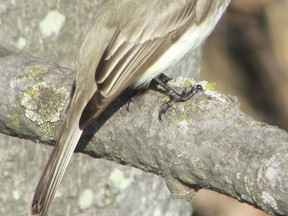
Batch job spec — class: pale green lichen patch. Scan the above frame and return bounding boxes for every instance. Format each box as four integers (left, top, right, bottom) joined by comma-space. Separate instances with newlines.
78, 189, 94, 211
25, 87, 37, 97
21, 82, 69, 125
261, 191, 278, 211
10, 65, 49, 88
204, 82, 216, 91
179, 176, 195, 185
39, 10, 66, 37
24, 65, 49, 77
152, 207, 162, 216
39, 123, 57, 142
108, 168, 134, 191
177, 120, 189, 135
168, 77, 196, 89
10, 114, 20, 128
16, 37, 27, 50
200, 80, 228, 104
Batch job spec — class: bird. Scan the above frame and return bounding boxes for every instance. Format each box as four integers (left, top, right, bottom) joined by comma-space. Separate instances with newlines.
31, 0, 230, 215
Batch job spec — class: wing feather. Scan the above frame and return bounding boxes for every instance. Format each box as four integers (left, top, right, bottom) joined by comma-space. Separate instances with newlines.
79, 0, 213, 128
97, 1, 198, 97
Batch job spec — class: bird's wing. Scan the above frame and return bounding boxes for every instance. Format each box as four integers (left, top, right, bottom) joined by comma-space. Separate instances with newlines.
31, 1, 215, 215
80, 0, 213, 128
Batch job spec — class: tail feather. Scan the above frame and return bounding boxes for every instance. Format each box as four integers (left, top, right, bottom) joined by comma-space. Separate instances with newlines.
31, 117, 83, 216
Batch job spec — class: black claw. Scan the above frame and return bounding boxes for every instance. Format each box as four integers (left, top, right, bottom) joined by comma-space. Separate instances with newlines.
178, 84, 203, 101
126, 98, 134, 112
152, 74, 203, 121
158, 100, 175, 121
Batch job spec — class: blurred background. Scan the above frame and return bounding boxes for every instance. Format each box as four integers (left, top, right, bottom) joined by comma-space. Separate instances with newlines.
0, 0, 287, 215
194, 0, 288, 215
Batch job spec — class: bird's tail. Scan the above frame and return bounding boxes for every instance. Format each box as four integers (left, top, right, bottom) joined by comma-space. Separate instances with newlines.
31, 108, 83, 216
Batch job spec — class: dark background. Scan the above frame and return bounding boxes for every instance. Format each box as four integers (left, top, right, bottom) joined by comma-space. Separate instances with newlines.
195, 1, 287, 215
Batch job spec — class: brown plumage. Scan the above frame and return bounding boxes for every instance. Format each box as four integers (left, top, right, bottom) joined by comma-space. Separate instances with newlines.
31, 0, 230, 215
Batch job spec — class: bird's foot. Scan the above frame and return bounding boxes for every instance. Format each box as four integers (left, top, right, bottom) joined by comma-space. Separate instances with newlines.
152, 73, 203, 121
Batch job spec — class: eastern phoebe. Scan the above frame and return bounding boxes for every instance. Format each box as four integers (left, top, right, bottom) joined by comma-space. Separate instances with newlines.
31, 0, 230, 215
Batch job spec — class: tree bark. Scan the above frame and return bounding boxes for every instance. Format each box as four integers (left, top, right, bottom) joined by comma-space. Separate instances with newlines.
1, 46, 287, 215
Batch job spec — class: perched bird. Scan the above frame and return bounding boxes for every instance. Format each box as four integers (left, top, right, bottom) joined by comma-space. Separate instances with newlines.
31, 0, 230, 215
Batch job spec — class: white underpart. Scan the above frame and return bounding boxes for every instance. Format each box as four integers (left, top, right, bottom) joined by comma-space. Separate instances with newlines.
133, 1, 229, 87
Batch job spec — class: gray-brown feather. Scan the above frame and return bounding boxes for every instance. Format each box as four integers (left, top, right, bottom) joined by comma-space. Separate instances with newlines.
79, 0, 205, 128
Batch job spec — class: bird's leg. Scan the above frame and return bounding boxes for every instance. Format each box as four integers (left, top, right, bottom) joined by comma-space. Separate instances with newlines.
152, 73, 203, 121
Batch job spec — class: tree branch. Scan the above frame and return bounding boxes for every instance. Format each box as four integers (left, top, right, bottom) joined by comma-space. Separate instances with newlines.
1, 46, 287, 216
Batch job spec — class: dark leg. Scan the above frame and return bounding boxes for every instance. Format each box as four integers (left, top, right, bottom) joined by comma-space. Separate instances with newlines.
152, 73, 203, 121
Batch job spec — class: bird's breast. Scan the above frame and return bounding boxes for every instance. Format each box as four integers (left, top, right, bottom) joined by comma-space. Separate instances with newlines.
133, 1, 229, 87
